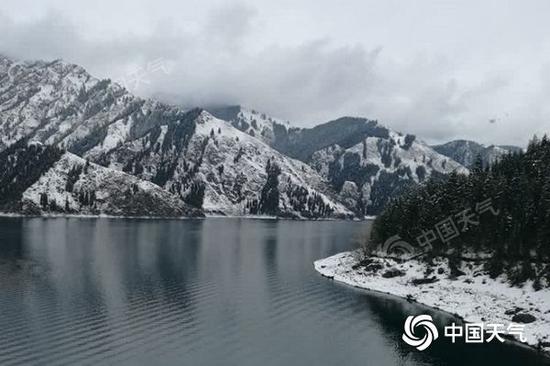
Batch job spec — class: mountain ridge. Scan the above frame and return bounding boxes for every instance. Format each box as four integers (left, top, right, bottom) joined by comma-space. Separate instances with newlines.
432, 139, 522, 168
1, 55, 470, 218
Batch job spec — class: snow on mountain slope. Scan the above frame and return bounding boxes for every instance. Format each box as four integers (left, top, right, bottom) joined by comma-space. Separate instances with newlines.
205, 109, 469, 215
307, 128, 468, 214
311, 130, 466, 181
207, 105, 291, 146
0, 55, 470, 218
1, 57, 93, 149
432, 139, 522, 168
21, 151, 202, 217
0, 57, 351, 218
190, 113, 350, 217
0, 56, 188, 157
107, 111, 352, 218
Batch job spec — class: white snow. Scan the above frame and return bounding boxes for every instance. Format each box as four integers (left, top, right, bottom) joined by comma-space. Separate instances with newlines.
232, 107, 290, 145
315, 250, 550, 353
308, 126, 468, 212
0, 55, 471, 219
189, 112, 352, 217
21, 152, 195, 217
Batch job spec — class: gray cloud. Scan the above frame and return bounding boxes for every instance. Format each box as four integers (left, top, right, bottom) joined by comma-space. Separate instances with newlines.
204, 2, 257, 47
1, 1, 550, 147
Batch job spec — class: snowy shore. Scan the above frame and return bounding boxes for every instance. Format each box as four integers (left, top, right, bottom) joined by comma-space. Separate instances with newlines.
314, 250, 550, 354
0, 212, 202, 220
0, 212, 370, 221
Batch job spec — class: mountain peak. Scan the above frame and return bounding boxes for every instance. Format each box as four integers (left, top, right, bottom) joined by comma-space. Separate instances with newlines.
205, 105, 290, 145
432, 139, 522, 167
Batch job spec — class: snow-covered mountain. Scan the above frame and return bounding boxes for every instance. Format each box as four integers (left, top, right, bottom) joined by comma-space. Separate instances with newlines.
207, 107, 468, 214
0, 55, 468, 218
207, 105, 291, 146
208, 109, 467, 214
308, 128, 467, 214
432, 140, 522, 168
104, 110, 352, 218
288, 119, 468, 214
0, 141, 202, 217
0, 55, 187, 157
0, 57, 352, 218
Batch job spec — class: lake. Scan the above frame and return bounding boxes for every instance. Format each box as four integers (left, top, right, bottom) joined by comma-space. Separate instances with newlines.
0, 217, 548, 366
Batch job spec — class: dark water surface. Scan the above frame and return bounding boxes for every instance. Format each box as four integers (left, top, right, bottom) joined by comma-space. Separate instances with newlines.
0, 217, 548, 366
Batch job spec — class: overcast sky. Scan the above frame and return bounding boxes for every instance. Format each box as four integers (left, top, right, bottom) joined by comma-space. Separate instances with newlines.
1, 0, 550, 146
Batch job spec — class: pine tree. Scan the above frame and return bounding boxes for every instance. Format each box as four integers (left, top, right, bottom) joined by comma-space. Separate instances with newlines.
40, 193, 48, 209
259, 160, 281, 215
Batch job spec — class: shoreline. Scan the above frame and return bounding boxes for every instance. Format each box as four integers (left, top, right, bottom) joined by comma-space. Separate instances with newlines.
314, 250, 550, 357
0, 212, 203, 220
0, 212, 374, 221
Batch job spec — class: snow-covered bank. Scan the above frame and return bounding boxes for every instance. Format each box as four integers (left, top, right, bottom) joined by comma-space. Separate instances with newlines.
314, 250, 550, 354
0, 212, 368, 221
204, 214, 367, 221
0, 212, 202, 220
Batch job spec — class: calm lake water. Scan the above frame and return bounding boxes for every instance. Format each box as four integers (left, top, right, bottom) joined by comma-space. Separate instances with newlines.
0, 217, 548, 366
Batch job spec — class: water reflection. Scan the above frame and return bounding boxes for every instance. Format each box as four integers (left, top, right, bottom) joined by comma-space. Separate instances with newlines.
0, 217, 547, 366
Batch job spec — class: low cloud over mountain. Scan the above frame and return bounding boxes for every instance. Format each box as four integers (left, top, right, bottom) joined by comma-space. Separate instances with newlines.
1, 1, 549, 147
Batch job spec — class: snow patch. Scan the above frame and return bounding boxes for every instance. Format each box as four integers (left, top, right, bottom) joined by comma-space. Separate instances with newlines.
315, 251, 550, 353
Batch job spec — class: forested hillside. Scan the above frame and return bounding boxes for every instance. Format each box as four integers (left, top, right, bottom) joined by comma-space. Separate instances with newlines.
370, 136, 550, 288
0, 140, 64, 211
